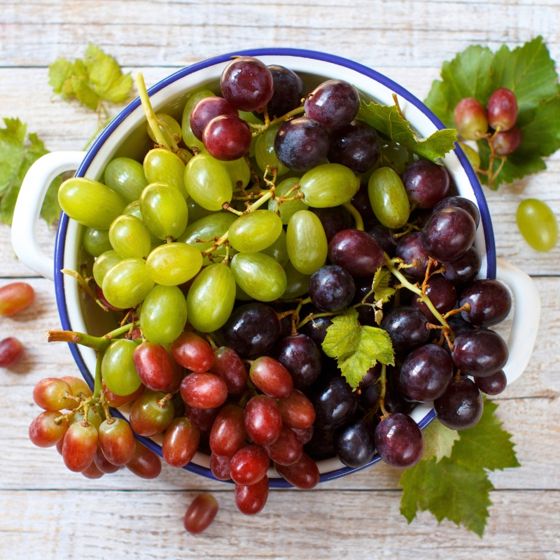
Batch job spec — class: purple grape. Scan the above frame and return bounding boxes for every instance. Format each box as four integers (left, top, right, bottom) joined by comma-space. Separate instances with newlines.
395, 232, 430, 280
434, 377, 482, 429
452, 329, 508, 377
335, 417, 376, 468
313, 376, 357, 429
434, 196, 481, 228
367, 225, 397, 256
381, 306, 430, 354
328, 122, 380, 173
441, 247, 481, 285
203, 115, 251, 161
275, 334, 322, 389
475, 369, 507, 395
220, 57, 273, 111
275, 117, 329, 171
358, 366, 380, 410
309, 265, 356, 312
398, 344, 454, 402
266, 65, 304, 118
374, 413, 423, 467
300, 316, 332, 346
412, 275, 457, 322
304, 80, 360, 129
311, 206, 353, 242
190, 96, 237, 140
446, 314, 475, 335
459, 279, 512, 326
328, 229, 384, 277
403, 160, 450, 209
422, 207, 476, 261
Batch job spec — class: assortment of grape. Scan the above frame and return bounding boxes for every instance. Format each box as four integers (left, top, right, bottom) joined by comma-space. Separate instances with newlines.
27, 57, 514, 533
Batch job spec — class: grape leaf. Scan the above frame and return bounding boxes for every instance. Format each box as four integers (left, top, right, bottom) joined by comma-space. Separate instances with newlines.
357, 99, 457, 162
421, 420, 460, 461
322, 308, 394, 388
372, 268, 395, 304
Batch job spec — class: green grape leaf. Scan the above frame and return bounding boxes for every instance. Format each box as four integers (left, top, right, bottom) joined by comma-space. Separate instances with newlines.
358, 99, 457, 162
421, 420, 460, 461
372, 268, 395, 304
322, 308, 394, 388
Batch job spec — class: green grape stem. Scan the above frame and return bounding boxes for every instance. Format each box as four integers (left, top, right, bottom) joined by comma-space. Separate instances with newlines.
48, 323, 136, 352
343, 202, 364, 231
250, 106, 305, 137
135, 73, 172, 151
379, 363, 389, 418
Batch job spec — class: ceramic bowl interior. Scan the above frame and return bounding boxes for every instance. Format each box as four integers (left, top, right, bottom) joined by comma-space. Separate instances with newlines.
54, 48, 496, 487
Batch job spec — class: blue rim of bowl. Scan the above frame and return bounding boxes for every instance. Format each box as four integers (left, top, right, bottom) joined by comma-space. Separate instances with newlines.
54, 47, 496, 488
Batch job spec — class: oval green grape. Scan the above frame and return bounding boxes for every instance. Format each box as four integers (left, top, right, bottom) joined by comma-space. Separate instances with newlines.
148, 113, 183, 146
223, 157, 251, 189
102, 258, 154, 309
140, 285, 187, 344
83, 228, 112, 257
109, 215, 152, 259
186, 263, 236, 332
123, 200, 143, 220
231, 252, 287, 302
268, 176, 307, 224
229, 209, 283, 253
58, 177, 126, 229
517, 198, 558, 252
144, 148, 186, 194
146, 242, 203, 285
187, 198, 212, 223
92, 250, 122, 287
281, 263, 310, 300
367, 166, 410, 228
103, 157, 147, 202
300, 163, 360, 208
255, 124, 289, 177
286, 210, 328, 275
263, 229, 289, 266
140, 183, 188, 240
101, 339, 141, 396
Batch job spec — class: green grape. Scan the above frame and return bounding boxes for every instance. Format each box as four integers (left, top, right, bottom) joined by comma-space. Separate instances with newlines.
281, 263, 310, 300
378, 141, 410, 174
140, 285, 187, 344
102, 258, 154, 309
286, 210, 328, 275
229, 209, 282, 253
367, 166, 410, 228
236, 283, 253, 301
148, 113, 183, 146
184, 152, 233, 211
231, 252, 287, 302
300, 163, 360, 208
180, 212, 236, 265
103, 157, 147, 202
140, 183, 188, 240
516, 198, 558, 252
146, 242, 203, 285
187, 198, 212, 222
263, 229, 289, 266
83, 228, 112, 257
58, 177, 126, 229
123, 200, 143, 220
223, 157, 251, 189
268, 176, 306, 224
186, 263, 236, 332
255, 123, 289, 177
458, 142, 481, 170
73, 407, 103, 430
109, 215, 152, 259
101, 339, 141, 396
239, 111, 263, 125
181, 89, 214, 151
92, 250, 122, 287
144, 148, 186, 193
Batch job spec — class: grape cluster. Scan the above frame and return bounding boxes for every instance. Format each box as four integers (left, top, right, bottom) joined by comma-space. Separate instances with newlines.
33, 56, 514, 534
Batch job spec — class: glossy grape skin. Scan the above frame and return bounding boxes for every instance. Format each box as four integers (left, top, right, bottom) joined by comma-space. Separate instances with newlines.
102, 257, 154, 309
130, 390, 175, 436
83, 227, 112, 257
33, 377, 73, 411
277, 390, 316, 430
101, 339, 141, 396
475, 369, 507, 395
459, 279, 512, 326
187, 263, 236, 332
266, 426, 303, 466
300, 163, 360, 208
109, 215, 152, 259
403, 160, 450, 209
516, 198, 558, 252
491, 127, 522, 156
422, 207, 476, 261
209, 405, 246, 457
180, 372, 228, 409
286, 210, 328, 275
162, 417, 200, 467
358, 366, 380, 410
487, 87, 518, 131
368, 167, 411, 229
275, 453, 320, 489
185, 404, 220, 433
328, 228, 384, 277
374, 413, 423, 467
263, 230, 289, 266
133, 341, 182, 393
62, 421, 98, 472
126, 442, 162, 479
453, 97, 488, 140
184, 152, 233, 211
229, 210, 283, 253
59, 178, 127, 230
93, 448, 121, 474
102, 383, 143, 408
181, 89, 215, 149
254, 123, 290, 176
145, 242, 202, 286
148, 113, 183, 146
223, 303, 281, 358
29, 411, 69, 447
309, 265, 355, 312
190, 96, 237, 140
184, 494, 219, 534
210, 453, 232, 480
0, 282, 35, 316
0, 337, 24, 367
275, 334, 322, 389
335, 418, 376, 468
381, 306, 430, 355
143, 148, 185, 193
98, 418, 135, 466
441, 247, 480, 285
230, 444, 270, 485
103, 157, 147, 202
92, 250, 122, 287
250, 356, 293, 398
211, 346, 247, 395
395, 232, 430, 280
399, 344, 454, 402
61, 376, 91, 400
140, 285, 187, 345
235, 476, 269, 515
413, 275, 457, 322
203, 114, 252, 161
275, 117, 329, 172
266, 65, 304, 118
171, 331, 214, 373
244, 395, 282, 446
140, 183, 188, 240
221, 57, 274, 112
304, 80, 359, 129
434, 196, 480, 228
328, 122, 380, 173
452, 329, 508, 377
313, 376, 357, 430
435, 377, 483, 429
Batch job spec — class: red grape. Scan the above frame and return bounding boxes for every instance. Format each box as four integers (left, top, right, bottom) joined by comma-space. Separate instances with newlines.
190, 96, 236, 140
133, 341, 182, 392
327, 122, 380, 173
413, 275, 457, 322
491, 127, 522, 156
102, 382, 144, 407
184, 493, 219, 534
0, 337, 24, 367
475, 370, 507, 395
129, 390, 175, 436
235, 476, 269, 515
249, 356, 293, 398
0, 282, 35, 316
98, 418, 136, 466
33, 377, 73, 411
126, 442, 162, 479
452, 329, 508, 377
487, 87, 518, 131
304, 79, 359, 129
184, 404, 220, 433
171, 331, 214, 373
275, 453, 320, 489
62, 421, 98, 472
211, 346, 248, 395
209, 405, 246, 457
94, 448, 121, 474
277, 390, 316, 430
335, 418, 376, 468
265, 427, 303, 466
459, 279, 512, 326
275, 334, 322, 389
403, 160, 451, 209
328, 229, 384, 278
266, 65, 303, 118
381, 307, 430, 355
244, 395, 282, 446
374, 413, 423, 467
162, 417, 200, 467
230, 444, 269, 485
203, 114, 251, 161
29, 411, 69, 447
180, 372, 228, 409
454, 97, 488, 140
435, 377, 483, 429
61, 376, 92, 400
82, 462, 104, 479
210, 453, 231, 480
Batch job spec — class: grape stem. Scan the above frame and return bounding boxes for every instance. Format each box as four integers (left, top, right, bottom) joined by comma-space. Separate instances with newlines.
48, 323, 136, 352
135, 73, 172, 151
343, 202, 364, 231
379, 363, 389, 418
250, 106, 305, 137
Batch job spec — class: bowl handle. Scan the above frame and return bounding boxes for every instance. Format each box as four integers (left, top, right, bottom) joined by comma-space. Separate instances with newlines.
495, 257, 541, 385
11, 151, 85, 280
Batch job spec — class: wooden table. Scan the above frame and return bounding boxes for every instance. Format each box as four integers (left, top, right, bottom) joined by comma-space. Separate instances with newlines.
1, 1, 559, 558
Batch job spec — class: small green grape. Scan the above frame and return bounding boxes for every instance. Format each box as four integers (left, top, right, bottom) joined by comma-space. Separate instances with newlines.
109, 215, 152, 259
144, 148, 186, 193
231, 252, 287, 302
102, 258, 154, 309
367, 166, 410, 228
228, 210, 283, 253
286, 210, 328, 275
101, 339, 141, 396
83, 228, 112, 257
148, 113, 183, 146
146, 243, 203, 285
517, 198, 558, 252
140, 183, 188, 240
140, 285, 187, 344
281, 263, 310, 300
263, 230, 289, 266
255, 124, 289, 177
92, 250, 122, 287
103, 157, 147, 202
300, 163, 360, 208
